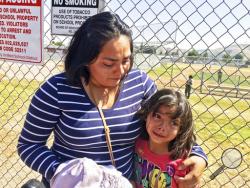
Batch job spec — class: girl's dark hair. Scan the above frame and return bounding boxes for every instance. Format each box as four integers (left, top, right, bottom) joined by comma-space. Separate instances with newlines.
64, 11, 133, 85
137, 88, 196, 160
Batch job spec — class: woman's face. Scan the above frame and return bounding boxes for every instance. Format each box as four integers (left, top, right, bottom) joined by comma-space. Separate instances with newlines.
146, 105, 181, 152
88, 35, 131, 88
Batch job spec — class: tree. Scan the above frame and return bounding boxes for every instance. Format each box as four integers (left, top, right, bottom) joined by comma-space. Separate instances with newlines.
222, 53, 232, 63
234, 53, 243, 60
201, 51, 208, 58
187, 49, 199, 61
200, 51, 208, 61
187, 49, 199, 57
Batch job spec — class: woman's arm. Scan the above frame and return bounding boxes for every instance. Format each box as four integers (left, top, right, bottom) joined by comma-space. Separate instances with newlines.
174, 144, 207, 188
17, 76, 61, 180
175, 156, 206, 188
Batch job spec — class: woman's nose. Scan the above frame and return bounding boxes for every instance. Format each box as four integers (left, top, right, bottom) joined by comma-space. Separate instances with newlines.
114, 64, 124, 75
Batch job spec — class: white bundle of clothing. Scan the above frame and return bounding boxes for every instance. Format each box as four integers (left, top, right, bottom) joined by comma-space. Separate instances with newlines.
50, 157, 133, 188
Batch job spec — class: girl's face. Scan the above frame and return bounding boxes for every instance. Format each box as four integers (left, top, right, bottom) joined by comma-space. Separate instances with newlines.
88, 35, 131, 88
146, 105, 181, 154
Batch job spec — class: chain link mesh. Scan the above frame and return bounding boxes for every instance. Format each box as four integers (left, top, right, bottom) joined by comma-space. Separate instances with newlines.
0, 0, 249, 187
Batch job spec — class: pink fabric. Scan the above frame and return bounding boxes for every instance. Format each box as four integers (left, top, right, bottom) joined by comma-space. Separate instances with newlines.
50, 157, 132, 188
134, 139, 189, 188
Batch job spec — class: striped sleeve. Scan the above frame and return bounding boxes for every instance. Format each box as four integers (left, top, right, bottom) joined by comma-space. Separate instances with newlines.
140, 70, 157, 100
190, 144, 208, 165
17, 76, 61, 180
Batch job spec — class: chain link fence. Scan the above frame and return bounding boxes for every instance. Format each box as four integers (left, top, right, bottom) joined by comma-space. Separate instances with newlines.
0, 0, 249, 187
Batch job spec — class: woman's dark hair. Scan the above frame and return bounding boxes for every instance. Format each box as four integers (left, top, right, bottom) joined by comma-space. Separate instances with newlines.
64, 11, 133, 86
137, 88, 196, 160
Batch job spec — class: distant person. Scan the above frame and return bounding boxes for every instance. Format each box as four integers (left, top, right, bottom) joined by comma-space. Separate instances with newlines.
185, 75, 193, 99
218, 69, 222, 84
134, 89, 206, 188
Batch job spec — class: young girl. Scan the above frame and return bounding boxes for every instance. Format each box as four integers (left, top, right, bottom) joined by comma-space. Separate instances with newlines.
134, 88, 197, 188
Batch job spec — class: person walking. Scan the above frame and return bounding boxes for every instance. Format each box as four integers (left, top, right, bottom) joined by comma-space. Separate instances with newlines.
185, 75, 193, 99
218, 69, 222, 84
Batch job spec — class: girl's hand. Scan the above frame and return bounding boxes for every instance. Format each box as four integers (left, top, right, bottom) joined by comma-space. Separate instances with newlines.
174, 156, 206, 188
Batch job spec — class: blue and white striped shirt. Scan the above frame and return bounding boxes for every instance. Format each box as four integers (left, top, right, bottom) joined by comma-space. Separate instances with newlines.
17, 69, 207, 181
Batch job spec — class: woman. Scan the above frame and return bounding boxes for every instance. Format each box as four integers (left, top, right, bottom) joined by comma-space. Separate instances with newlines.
17, 12, 207, 188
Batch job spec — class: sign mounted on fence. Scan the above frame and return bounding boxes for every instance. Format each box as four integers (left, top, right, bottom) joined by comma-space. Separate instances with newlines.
0, 0, 43, 64
51, 0, 105, 35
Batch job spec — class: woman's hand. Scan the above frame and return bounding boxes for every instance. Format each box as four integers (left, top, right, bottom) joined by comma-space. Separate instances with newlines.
129, 180, 136, 188
174, 156, 206, 188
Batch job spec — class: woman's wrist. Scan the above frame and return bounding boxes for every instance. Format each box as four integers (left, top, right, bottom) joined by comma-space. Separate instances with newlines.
190, 154, 208, 167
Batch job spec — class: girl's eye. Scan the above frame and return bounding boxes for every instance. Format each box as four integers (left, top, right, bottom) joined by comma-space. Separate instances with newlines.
171, 120, 180, 127
152, 112, 162, 120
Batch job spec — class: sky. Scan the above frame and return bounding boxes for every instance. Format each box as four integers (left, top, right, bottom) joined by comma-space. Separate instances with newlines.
44, 0, 250, 50
105, 0, 250, 50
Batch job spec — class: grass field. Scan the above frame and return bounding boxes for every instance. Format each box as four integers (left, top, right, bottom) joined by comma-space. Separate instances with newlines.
0, 63, 249, 187
146, 62, 250, 89
146, 62, 250, 187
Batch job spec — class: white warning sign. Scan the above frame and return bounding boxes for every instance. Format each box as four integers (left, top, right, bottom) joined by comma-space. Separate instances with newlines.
0, 0, 43, 64
51, 0, 105, 35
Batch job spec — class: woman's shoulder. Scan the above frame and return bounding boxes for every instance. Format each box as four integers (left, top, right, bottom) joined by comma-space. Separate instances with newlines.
40, 72, 82, 97
45, 72, 68, 86
126, 69, 151, 83
127, 69, 147, 77
125, 69, 156, 98
47, 72, 66, 81
41, 72, 76, 91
